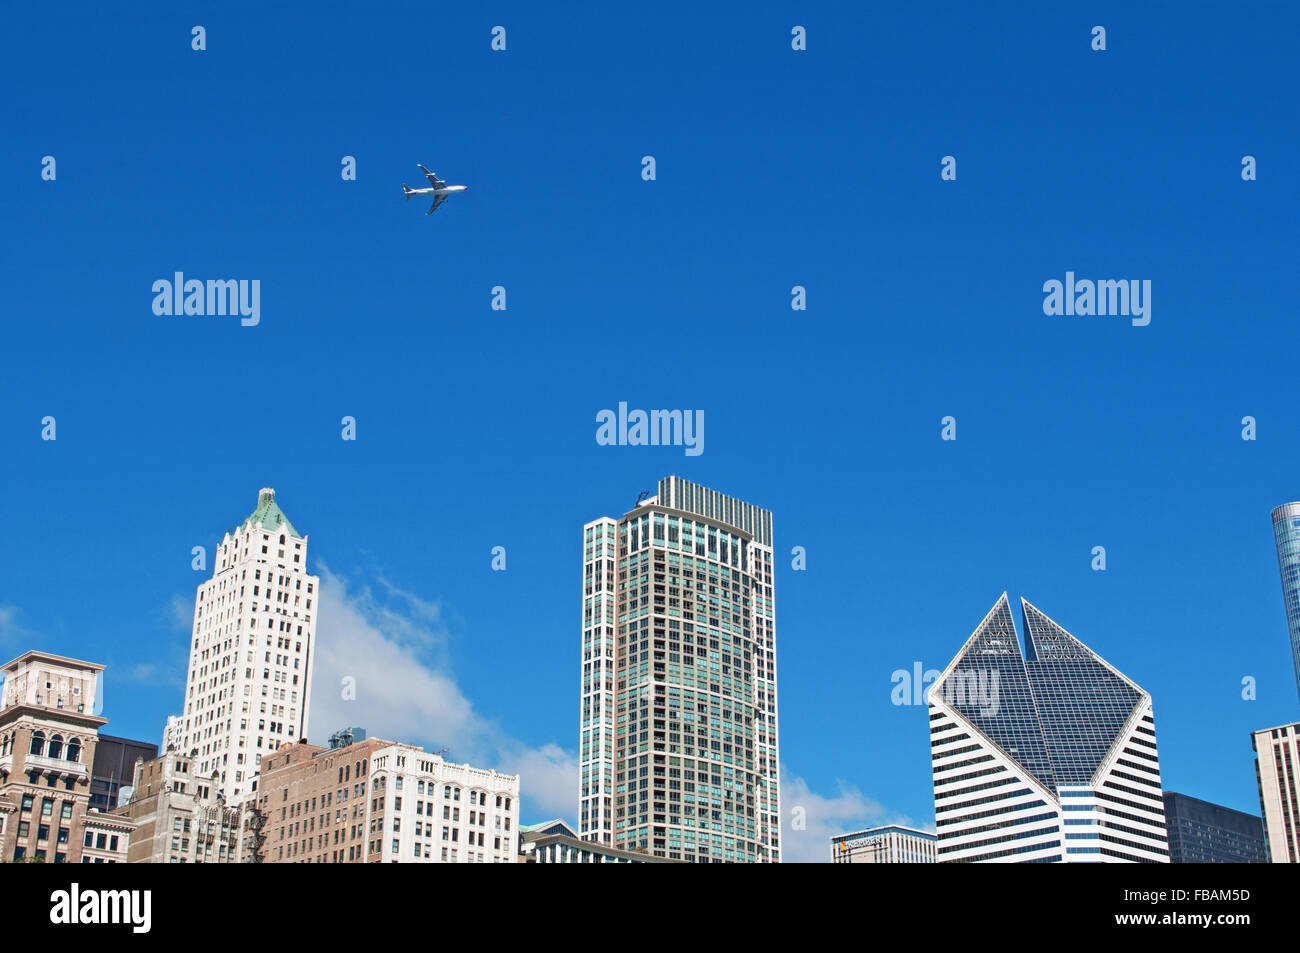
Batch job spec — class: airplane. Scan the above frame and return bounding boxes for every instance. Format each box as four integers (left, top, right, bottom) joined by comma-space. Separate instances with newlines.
402, 164, 468, 214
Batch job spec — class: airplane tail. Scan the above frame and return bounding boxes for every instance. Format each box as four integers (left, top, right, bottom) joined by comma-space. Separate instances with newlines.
402, 184, 414, 200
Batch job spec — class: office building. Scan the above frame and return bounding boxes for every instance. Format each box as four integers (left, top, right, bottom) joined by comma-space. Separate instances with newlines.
928, 594, 1169, 863
0, 651, 110, 863
114, 747, 252, 863
830, 825, 937, 863
580, 476, 780, 862
256, 733, 519, 863
520, 819, 679, 862
1162, 791, 1265, 863
1251, 721, 1300, 863
90, 734, 158, 812
178, 488, 320, 806
81, 810, 137, 863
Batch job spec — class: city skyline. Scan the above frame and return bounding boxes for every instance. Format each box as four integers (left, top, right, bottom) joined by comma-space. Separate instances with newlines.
1, 479, 1296, 861
3, 3, 1299, 865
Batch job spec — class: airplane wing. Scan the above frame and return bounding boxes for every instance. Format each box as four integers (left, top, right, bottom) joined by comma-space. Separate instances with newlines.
418, 164, 445, 188
427, 194, 446, 215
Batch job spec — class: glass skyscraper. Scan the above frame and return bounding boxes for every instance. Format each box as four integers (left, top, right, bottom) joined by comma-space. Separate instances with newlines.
928, 594, 1169, 862
1270, 503, 1300, 704
579, 476, 779, 862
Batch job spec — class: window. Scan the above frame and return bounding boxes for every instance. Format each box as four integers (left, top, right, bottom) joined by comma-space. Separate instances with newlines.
29, 731, 45, 757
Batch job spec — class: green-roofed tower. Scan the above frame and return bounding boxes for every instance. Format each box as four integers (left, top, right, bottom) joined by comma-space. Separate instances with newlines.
242, 487, 302, 539
176, 487, 320, 807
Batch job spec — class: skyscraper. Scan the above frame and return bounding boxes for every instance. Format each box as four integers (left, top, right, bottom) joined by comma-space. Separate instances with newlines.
928, 594, 1169, 863
1269, 503, 1300, 703
579, 476, 779, 862
1251, 721, 1300, 863
178, 488, 319, 806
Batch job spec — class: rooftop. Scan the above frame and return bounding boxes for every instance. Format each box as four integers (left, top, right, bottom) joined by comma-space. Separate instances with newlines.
239, 487, 301, 539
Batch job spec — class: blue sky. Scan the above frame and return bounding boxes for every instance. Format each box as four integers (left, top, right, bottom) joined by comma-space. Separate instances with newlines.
2, 3, 1298, 860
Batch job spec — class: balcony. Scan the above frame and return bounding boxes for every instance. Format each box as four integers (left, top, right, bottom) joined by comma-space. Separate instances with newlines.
23, 754, 89, 780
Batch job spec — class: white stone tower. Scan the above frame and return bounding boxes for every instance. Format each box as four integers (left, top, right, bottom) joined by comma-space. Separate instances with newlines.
179, 488, 319, 806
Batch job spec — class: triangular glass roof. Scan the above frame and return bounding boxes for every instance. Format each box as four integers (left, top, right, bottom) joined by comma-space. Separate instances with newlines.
934, 595, 1145, 792
935, 594, 1056, 791
1021, 600, 1143, 784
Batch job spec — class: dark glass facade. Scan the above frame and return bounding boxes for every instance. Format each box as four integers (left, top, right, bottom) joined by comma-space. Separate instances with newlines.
937, 598, 1143, 791
1163, 792, 1265, 863
90, 734, 158, 812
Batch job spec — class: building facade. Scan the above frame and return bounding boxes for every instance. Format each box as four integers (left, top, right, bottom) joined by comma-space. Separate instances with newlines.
178, 488, 320, 806
1162, 791, 1265, 863
580, 476, 780, 862
830, 825, 937, 863
257, 734, 519, 863
1270, 504, 1300, 704
0, 652, 109, 863
520, 819, 678, 862
81, 810, 137, 863
90, 734, 158, 812
928, 595, 1169, 863
114, 748, 251, 863
1252, 721, 1300, 863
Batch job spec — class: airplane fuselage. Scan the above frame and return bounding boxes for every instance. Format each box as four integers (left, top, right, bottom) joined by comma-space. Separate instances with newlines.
408, 184, 468, 196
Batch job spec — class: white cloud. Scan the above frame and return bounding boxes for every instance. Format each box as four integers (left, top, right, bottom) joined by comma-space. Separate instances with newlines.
498, 742, 579, 822
780, 770, 924, 863
0, 605, 30, 647
309, 566, 578, 824
165, 593, 194, 633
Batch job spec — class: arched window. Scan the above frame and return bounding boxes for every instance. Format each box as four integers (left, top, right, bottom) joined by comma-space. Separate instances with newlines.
29, 731, 45, 757
47, 734, 63, 760
65, 737, 81, 762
